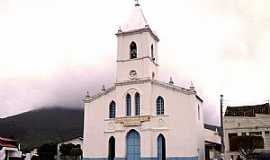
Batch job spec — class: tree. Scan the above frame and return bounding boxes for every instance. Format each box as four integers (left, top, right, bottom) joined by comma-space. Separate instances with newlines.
59, 143, 82, 160
70, 147, 82, 160
37, 143, 57, 160
254, 152, 270, 160
31, 155, 40, 160
59, 143, 74, 158
230, 136, 264, 160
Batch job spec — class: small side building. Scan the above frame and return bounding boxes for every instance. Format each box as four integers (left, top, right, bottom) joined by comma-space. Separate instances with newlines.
0, 137, 22, 160
224, 103, 270, 160
204, 124, 222, 160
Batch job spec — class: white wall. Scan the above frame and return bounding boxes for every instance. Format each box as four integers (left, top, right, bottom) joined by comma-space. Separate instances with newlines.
0, 147, 21, 160
83, 89, 116, 158
117, 32, 158, 62
83, 81, 205, 159
116, 31, 159, 82
204, 129, 221, 145
84, 8, 204, 159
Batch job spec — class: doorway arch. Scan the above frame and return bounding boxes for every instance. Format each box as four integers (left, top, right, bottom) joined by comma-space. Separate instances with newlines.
157, 134, 166, 160
108, 136, 115, 160
126, 129, 140, 160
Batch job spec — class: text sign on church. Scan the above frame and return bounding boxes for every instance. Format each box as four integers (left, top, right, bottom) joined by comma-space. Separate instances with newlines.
116, 115, 151, 127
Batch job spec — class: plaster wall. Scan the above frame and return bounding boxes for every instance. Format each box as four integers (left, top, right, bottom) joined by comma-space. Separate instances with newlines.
83, 81, 205, 160
116, 31, 159, 82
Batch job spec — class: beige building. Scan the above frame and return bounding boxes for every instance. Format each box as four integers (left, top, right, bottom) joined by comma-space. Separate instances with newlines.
223, 103, 270, 160
204, 124, 221, 160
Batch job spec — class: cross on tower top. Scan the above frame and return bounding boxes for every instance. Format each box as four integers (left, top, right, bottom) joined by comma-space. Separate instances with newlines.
135, 0, 140, 6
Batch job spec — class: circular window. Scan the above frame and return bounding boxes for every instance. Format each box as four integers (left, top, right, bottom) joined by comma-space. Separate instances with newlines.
129, 70, 137, 79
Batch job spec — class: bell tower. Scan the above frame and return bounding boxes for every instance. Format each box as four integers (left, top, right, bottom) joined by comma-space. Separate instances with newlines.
115, 1, 160, 83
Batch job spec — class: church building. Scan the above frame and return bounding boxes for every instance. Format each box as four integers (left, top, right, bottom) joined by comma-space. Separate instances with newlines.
83, 1, 205, 160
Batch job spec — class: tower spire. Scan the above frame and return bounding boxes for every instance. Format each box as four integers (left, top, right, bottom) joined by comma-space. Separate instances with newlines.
135, 0, 140, 6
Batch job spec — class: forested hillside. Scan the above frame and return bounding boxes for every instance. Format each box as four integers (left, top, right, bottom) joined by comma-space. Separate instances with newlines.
0, 107, 84, 151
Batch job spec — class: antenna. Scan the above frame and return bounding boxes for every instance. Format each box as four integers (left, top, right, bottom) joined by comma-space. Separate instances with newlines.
220, 95, 224, 154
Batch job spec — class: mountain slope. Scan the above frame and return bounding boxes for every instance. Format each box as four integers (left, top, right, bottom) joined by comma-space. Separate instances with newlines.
0, 107, 84, 151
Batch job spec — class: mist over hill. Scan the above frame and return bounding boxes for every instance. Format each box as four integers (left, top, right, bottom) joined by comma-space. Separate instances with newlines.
0, 107, 84, 151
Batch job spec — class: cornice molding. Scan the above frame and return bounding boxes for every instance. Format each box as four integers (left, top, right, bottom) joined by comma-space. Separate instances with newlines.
84, 79, 199, 104
83, 98, 91, 103
224, 126, 270, 130
116, 27, 160, 42
116, 78, 152, 86
83, 86, 116, 103
152, 80, 196, 95
117, 56, 159, 66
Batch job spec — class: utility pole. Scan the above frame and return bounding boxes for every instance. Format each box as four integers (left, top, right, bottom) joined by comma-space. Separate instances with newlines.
220, 95, 225, 155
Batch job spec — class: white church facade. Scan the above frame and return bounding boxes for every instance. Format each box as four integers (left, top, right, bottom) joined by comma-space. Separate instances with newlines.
83, 2, 205, 160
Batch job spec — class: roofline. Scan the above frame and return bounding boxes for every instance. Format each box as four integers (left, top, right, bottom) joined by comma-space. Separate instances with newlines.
224, 114, 270, 118
57, 136, 83, 144
152, 80, 196, 95
116, 27, 160, 42
115, 79, 196, 95
1, 146, 18, 150
205, 140, 221, 146
227, 103, 269, 108
225, 103, 270, 117
83, 86, 116, 103
84, 79, 197, 104
196, 95, 203, 103
0, 137, 17, 142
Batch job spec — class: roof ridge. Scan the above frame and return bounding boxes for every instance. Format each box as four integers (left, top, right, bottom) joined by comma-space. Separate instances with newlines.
152, 80, 196, 95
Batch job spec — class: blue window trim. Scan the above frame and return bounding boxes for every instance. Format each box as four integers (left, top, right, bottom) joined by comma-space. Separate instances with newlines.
109, 101, 116, 118
156, 96, 164, 115
126, 94, 131, 116
135, 92, 140, 116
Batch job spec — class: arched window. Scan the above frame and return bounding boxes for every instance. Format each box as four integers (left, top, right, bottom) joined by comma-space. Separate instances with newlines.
126, 94, 131, 116
156, 96, 164, 115
135, 92, 140, 116
130, 42, 137, 59
108, 136, 115, 160
109, 101, 116, 118
157, 134, 166, 160
126, 130, 140, 160
151, 44, 154, 60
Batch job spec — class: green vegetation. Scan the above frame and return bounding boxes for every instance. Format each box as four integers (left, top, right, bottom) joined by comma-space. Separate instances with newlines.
59, 143, 82, 160
0, 107, 84, 152
37, 143, 57, 160
230, 136, 264, 160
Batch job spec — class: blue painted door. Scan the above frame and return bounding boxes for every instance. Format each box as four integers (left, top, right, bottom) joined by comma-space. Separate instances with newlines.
126, 130, 140, 160
157, 134, 166, 160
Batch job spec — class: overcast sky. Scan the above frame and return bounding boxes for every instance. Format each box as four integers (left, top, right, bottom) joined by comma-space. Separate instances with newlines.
1, 0, 270, 124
